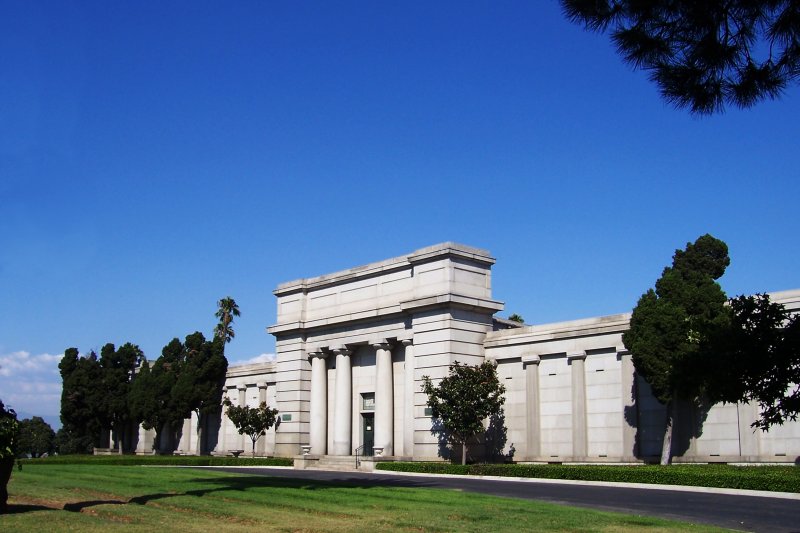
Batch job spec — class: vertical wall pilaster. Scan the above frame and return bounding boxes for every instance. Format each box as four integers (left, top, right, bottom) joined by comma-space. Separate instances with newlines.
237, 385, 247, 451
568, 351, 587, 459
523, 354, 541, 460
619, 349, 637, 459
221, 386, 234, 452
402, 339, 415, 458
257, 383, 269, 456
737, 401, 760, 459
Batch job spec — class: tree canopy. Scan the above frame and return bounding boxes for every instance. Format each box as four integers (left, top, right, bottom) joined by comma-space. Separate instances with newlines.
58, 348, 104, 453
561, 0, 800, 114
422, 361, 506, 465
622, 234, 730, 464
98, 343, 144, 452
17, 417, 56, 458
215, 297, 240, 344
131, 332, 227, 453
129, 344, 186, 451
0, 400, 19, 461
705, 293, 800, 430
223, 398, 279, 456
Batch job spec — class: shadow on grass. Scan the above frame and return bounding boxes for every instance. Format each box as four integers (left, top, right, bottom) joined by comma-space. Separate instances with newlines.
3, 503, 56, 514
52, 473, 437, 514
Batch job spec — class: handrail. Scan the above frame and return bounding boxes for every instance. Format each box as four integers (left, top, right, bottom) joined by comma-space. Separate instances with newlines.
354, 445, 365, 469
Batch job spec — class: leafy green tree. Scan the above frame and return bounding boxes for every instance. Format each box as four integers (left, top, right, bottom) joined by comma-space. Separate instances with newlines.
98, 343, 144, 453
561, 1, 800, 114
58, 348, 104, 453
422, 361, 506, 465
130, 339, 187, 452
622, 234, 730, 464
705, 293, 800, 430
174, 332, 228, 454
0, 400, 20, 512
17, 417, 56, 458
223, 398, 278, 456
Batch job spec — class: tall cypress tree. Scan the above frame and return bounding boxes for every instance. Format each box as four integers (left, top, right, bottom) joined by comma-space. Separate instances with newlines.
622, 234, 730, 464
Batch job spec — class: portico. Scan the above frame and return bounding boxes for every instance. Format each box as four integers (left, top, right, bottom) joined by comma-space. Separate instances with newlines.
267, 242, 503, 459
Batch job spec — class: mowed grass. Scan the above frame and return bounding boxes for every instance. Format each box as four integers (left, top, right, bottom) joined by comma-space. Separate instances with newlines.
2, 464, 731, 532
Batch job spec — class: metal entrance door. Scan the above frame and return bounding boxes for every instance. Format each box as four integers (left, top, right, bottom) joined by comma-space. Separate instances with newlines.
362, 413, 374, 456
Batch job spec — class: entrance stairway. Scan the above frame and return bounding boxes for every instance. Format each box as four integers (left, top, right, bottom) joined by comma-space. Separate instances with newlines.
294, 454, 393, 472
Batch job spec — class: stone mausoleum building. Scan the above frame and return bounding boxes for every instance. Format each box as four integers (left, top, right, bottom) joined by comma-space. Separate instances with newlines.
151, 243, 800, 464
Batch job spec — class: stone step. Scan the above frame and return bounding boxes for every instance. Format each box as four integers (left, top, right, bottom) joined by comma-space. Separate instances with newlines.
294, 454, 374, 471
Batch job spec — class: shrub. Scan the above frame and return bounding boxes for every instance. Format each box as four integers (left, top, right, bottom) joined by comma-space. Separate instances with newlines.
375, 462, 800, 493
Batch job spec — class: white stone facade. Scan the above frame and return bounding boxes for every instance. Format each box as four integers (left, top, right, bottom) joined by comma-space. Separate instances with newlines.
154, 243, 800, 463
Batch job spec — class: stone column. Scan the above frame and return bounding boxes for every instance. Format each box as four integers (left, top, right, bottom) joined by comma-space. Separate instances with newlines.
332, 346, 352, 456
257, 382, 269, 456
237, 385, 247, 451
309, 352, 329, 455
619, 349, 637, 459
522, 355, 541, 460
401, 339, 414, 458
373, 340, 394, 457
568, 351, 587, 459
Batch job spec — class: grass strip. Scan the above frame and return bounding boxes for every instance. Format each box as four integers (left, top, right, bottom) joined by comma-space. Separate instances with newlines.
376, 462, 800, 493
3, 464, 729, 532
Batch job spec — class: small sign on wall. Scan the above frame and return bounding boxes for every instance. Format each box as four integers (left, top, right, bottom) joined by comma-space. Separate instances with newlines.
281, 413, 292, 422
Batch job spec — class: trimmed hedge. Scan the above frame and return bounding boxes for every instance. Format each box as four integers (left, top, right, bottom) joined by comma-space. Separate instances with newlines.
376, 462, 800, 493
18, 454, 293, 467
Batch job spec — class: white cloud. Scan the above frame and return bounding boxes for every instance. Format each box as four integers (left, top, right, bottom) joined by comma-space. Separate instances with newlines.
0, 350, 62, 377
233, 353, 275, 366
0, 350, 64, 420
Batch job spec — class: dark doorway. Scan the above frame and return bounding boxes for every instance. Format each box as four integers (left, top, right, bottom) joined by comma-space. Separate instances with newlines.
362, 413, 374, 456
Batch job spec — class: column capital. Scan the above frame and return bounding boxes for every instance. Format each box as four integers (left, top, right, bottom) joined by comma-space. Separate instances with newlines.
307, 351, 328, 360
237, 385, 247, 391
371, 338, 392, 350
258, 382, 269, 390
617, 347, 631, 357
522, 354, 541, 365
567, 351, 587, 362
400, 338, 413, 347
331, 346, 351, 356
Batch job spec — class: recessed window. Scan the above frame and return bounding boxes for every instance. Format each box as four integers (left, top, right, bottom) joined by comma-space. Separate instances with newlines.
362, 393, 375, 411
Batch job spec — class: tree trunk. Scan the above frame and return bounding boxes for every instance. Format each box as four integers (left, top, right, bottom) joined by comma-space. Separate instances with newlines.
660, 400, 677, 465
252, 438, 257, 457
0, 457, 13, 513
461, 439, 467, 466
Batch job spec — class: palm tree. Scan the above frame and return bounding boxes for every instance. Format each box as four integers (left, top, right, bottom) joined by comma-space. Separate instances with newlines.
214, 297, 240, 344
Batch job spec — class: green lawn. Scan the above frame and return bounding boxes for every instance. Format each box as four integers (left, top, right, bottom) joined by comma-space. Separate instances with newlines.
2, 464, 732, 532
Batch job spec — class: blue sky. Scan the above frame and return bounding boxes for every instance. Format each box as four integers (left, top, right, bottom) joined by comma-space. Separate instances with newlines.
2, 1, 798, 428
